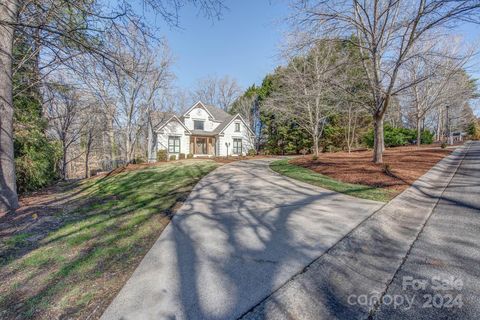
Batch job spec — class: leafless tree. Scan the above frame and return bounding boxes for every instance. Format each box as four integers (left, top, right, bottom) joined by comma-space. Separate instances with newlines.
266, 43, 341, 156
81, 101, 104, 178
0, 0, 225, 214
146, 91, 183, 162
290, 0, 480, 163
233, 95, 255, 125
400, 39, 475, 146
110, 28, 174, 162
338, 102, 369, 153
44, 84, 88, 179
76, 24, 174, 164
426, 72, 477, 141
193, 75, 242, 110
230, 94, 263, 150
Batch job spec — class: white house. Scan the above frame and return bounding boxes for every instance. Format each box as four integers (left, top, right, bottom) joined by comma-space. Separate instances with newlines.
152, 101, 255, 160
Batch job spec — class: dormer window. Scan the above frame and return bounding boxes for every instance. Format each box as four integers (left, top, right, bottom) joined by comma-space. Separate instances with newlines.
234, 122, 240, 132
194, 120, 205, 130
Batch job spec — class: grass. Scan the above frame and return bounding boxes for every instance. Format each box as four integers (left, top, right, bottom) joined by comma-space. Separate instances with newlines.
4, 232, 33, 248
0, 160, 217, 319
270, 159, 395, 202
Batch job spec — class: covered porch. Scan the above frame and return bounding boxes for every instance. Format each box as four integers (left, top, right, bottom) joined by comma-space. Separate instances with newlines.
190, 135, 216, 156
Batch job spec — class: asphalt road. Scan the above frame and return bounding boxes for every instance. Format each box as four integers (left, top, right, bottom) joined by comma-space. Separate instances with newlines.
374, 141, 480, 319
242, 142, 479, 320
100, 158, 382, 320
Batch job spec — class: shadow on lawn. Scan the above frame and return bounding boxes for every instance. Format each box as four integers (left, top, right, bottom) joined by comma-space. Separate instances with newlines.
0, 161, 216, 319
103, 158, 383, 319
122, 143, 479, 320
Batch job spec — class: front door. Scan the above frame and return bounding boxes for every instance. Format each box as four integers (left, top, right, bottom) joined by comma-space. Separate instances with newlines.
196, 137, 207, 154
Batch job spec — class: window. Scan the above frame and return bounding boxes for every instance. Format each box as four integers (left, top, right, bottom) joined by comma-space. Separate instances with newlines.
194, 120, 204, 130
234, 122, 240, 132
233, 138, 242, 155
168, 136, 180, 153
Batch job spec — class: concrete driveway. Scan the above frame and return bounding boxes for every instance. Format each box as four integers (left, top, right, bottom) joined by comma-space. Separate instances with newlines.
242, 142, 479, 320
101, 158, 382, 320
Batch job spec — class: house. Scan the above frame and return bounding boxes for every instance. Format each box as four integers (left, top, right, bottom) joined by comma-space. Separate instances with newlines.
152, 101, 255, 160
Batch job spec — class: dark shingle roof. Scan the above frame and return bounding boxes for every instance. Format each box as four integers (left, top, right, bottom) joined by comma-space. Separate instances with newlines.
151, 111, 176, 129
212, 115, 236, 134
153, 103, 243, 134
204, 104, 231, 122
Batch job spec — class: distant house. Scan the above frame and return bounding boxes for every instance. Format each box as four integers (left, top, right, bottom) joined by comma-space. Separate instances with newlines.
151, 101, 255, 160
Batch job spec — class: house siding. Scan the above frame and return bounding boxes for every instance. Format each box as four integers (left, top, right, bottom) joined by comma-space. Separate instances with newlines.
218, 119, 254, 156
183, 106, 220, 131
157, 121, 189, 158
154, 102, 254, 159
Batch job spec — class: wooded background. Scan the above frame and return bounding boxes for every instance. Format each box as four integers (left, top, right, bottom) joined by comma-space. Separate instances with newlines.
1, 0, 480, 213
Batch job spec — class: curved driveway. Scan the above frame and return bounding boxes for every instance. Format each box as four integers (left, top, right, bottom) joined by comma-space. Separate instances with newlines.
101, 159, 383, 320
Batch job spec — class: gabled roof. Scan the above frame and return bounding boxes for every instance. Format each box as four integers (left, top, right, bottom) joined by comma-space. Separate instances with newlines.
183, 101, 231, 122
203, 104, 231, 122
155, 115, 191, 133
153, 101, 254, 136
213, 114, 255, 136
151, 111, 177, 129
212, 115, 235, 134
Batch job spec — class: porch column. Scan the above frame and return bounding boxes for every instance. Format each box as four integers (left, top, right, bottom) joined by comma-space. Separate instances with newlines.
193, 136, 196, 154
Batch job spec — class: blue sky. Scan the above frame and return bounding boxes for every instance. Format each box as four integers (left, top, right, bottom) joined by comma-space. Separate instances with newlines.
148, 0, 480, 100
152, 0, 289, 91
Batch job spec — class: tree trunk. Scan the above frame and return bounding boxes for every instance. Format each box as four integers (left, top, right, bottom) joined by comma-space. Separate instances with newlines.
125, 129, 131, 163
416, 117, 422, 147
313, 136, 319, 156
372, 115, 384, 163
106, 111, 115, 161
85, 148, 90, 179
436, 109, 443, 141
62, 148, 68, 180
0, 0, 19, 213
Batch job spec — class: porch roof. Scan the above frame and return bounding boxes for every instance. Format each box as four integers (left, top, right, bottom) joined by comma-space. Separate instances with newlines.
189, 130, 218, 136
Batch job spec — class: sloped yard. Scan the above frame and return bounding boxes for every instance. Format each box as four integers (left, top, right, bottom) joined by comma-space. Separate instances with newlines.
0, 160, 217, 319
271, 145, 453, 202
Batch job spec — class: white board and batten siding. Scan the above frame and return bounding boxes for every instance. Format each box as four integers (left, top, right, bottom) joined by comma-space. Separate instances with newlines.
183, 106, 221, 131
156, 120, 189, 157
155, 101, 255, 158
217, 119, 254, 156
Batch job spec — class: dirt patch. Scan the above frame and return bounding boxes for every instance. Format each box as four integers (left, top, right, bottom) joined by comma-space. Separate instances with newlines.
291, 145, 453, 193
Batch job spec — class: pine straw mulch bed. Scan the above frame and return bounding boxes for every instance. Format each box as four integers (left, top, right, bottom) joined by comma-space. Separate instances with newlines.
291, 145, 454, 193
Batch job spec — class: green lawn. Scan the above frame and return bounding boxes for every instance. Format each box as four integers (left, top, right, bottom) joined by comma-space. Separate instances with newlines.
270, 159, 395, 202
0, 160, 217, 319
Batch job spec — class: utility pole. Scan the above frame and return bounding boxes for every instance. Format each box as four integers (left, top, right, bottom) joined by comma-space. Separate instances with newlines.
446, 105, 451, 144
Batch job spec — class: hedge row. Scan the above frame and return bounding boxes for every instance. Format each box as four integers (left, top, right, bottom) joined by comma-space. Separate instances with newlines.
363, 126, 434, 148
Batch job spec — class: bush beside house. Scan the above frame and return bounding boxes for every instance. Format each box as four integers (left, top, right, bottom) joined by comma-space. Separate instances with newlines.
157, 150, 168, 162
